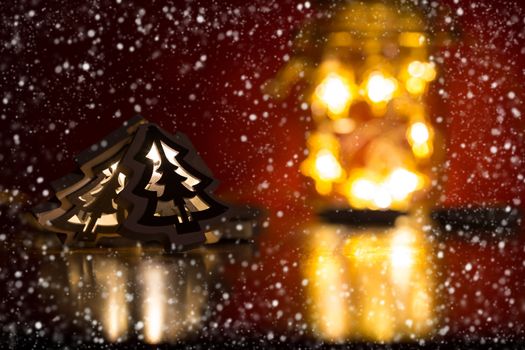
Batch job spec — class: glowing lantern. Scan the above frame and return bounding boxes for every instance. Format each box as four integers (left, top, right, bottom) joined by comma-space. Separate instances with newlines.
266, 1, 445, 211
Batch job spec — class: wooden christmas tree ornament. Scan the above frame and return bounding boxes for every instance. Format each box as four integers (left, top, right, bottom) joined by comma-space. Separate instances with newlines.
34, 117, 228, 251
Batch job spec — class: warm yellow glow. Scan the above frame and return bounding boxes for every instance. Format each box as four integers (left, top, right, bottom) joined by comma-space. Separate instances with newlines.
93, 259, 129, 342
350, 178, 375, 202
105, 283, 128, 342
412, 142, 431, 158
407, 61, 436, 81
314, 73, 353, 117
405, 61, 436, 95
344, 168, 424, 210
304, 216, 435, 341
142, 264, 166, 344
385, 168, 420, 201
407, 61, 426, 78
407, 121, 433, 158
332, 118, 355, 134
390, 228, 415, 271
372, 186, 393, 209
315, 149, 343, 181
409, 122, 429, 144
315, 180, 333, 196
406, 77, 426, 94
305, 226, 351, 341
302, 53, 437, 209
301, 132, 345, 196
365, 72, 397, 104
399, 32, 426, 48
314, 255, 350, 339
349, 217, 433, 340
422, 63, 436, 81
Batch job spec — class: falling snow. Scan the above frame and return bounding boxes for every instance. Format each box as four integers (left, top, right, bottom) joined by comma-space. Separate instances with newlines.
0, 0, 525, 348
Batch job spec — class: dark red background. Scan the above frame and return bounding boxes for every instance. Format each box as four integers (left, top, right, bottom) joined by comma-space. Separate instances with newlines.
0, 0, 524, 215
1, 0, 525, 342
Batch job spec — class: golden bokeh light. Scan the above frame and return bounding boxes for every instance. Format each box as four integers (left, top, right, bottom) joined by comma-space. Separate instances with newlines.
343, 168, 425, 210
405, 61, 436, 95
364, 71, 398, 104
312, 71, 355, 120
407, 121, 433, 158
301, 132, 345, 195
315, 149, 344, 181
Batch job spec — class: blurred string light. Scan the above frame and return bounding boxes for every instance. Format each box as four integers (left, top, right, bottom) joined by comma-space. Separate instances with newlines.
265, 1, 445, 211
304, 216, 435, 341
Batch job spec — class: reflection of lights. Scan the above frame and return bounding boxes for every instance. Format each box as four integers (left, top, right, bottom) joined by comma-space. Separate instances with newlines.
309, 216, 435, 341
142, 264, 166, 344
390, 229, 415, 270
63, 254, 208, 345
95, 259, 129, 342
365, 72, 397, 104
313, 255, 349, 339
315, 150, 343, 181
305, 227, 351, 341
315, 73, 353, 116
105, 281, 128, 341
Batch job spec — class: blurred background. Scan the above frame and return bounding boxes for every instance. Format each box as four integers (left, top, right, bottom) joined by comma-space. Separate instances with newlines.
0, 0, 523, 217
1, 0, 525, 346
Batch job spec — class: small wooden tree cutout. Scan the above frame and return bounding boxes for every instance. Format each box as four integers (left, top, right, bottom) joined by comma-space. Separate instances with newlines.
116, 124, 228, 250
34, 116, 146, 244
51, 156, 127, 242
34, 117, 228, 250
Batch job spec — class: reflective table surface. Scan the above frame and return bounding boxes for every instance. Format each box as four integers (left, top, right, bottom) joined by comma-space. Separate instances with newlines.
1, 213, 525, 348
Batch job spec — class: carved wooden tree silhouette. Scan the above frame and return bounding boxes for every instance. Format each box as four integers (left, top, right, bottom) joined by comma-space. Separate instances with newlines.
34, 116, 145, 244
116, 124, 228, 250
147, 139, 198, 225
34, 117, 228, 250
51, 159, 127, 242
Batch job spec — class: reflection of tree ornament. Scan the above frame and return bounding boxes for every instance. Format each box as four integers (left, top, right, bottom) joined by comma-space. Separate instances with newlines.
34, 117, 228, 250
266, 1, 449, 211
